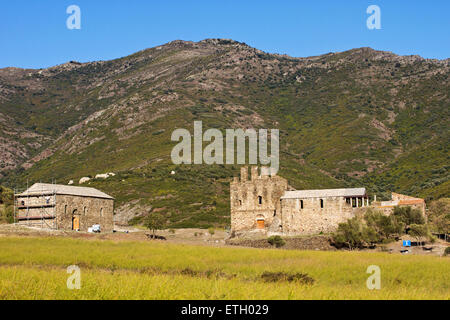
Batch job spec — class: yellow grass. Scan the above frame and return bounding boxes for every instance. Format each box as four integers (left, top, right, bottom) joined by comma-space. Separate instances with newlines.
0, 237, 448, 299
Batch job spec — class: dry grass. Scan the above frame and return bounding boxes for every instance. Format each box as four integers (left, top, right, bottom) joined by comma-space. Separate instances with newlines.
0, 236, 448, 299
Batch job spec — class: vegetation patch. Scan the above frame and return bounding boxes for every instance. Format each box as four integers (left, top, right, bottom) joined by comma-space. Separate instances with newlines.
260, 271, 314, 285
0, 236, 448, 299
444, 247, 450, 257
332, 206, 433, 249
0, 186, 14, 224
267, 235, 286, 248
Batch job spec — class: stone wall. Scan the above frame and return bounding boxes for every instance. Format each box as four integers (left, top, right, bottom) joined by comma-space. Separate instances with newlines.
17, 194, 55, 207
280, 197, 359, 235
230, 166, 288, 236
55, 195, 114, 232
16, 194, 114, 232
16, 194, 57, 229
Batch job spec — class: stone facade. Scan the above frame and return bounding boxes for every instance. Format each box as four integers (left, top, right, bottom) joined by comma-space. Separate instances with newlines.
280, 197, 365, 235
230, 166, 288, 236
230, 166, 369, 237
55, 194, 114, 231
16, 183, 114, 232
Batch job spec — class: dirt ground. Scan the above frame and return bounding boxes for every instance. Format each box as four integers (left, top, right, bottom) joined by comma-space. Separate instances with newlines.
0, 223, 448, 256
381, 239, 449, 257
0, 223, 229, 247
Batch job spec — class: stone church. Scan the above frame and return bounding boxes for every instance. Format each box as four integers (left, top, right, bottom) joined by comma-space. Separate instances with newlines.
230, 166, 369, 237
15, 183, 114, 232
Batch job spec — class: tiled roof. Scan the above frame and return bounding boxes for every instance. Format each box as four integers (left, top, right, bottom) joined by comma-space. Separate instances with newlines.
281, 188, 366, 199
398, 199, 424, 205
17, 183, 114, 200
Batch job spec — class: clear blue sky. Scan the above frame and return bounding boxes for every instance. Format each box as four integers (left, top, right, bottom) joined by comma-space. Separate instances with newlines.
1, 0, 449, 69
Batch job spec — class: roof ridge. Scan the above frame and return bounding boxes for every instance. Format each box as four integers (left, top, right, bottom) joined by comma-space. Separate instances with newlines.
19, 183, 114, 200
281, 187, 366, 199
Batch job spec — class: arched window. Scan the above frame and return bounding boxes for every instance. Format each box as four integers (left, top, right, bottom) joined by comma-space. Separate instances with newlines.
238, 200, 242, 206
258, 196, 262, 205
320, 199, 324, 208
100, 208, 103, 217
300, 200, 304, 209
64, 205, 67, 214
83, 207, 87, 215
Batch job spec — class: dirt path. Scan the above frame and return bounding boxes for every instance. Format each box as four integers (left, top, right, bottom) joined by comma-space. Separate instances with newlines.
0, 224, 447, 255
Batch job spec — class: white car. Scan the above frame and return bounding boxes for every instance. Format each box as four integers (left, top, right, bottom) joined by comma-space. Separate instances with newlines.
88, 224, 101, 233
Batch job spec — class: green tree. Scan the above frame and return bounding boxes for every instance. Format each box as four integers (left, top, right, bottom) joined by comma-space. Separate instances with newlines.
393, 206, 425, 226
333, 217, 369, 250
267, 235, 285, 248
144, 213, 166, 238
0, 186, 13, 205
409, 224, 430, 246
0, 186, 14, 224
364, 209, 403, 240
427, 199, 450, 234
333, 210, 407, 249
444, 247, 450, 256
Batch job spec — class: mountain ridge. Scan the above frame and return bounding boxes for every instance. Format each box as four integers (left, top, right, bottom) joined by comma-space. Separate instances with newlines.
2, 39, 449, 71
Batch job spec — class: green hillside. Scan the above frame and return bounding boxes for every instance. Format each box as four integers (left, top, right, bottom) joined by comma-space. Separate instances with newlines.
0, 40, 448, 228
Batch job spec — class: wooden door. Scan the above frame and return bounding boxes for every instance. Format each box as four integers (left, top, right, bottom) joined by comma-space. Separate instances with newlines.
72, 216, 80, 231
256, 219, 265, 229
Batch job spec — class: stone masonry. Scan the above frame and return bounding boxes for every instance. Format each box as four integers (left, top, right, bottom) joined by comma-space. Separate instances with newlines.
230, 166, 369, 237
230, 166, 288, 236
16, 183, 114, 232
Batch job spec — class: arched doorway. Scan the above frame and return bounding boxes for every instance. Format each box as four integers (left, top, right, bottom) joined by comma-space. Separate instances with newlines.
256, 214, 265, 229
72, 209, 80, 231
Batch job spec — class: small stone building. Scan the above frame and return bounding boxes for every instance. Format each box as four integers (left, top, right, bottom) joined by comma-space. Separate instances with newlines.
15, 183, 114, 232
373, 192, 426, 216
230, 166, 369, 237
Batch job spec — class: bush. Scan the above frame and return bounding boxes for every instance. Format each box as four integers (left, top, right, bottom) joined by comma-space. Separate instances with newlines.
333, 217, 368, 249
444, 247, 450, 256
268, 236, 285, 248
393, 206, 425, 226
208, 227, 215, 236
260, 271, 314, 284
333, 210, 403, 249
4, 206, 14, 224
409, 224, 430, 244
364, 209, 403, 240
427, 199, 450, 234
0, 186, 14, 224
143, 213, 166, 237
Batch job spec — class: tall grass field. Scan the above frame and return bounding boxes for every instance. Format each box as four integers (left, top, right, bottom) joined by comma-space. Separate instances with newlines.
0, 237, 448, 299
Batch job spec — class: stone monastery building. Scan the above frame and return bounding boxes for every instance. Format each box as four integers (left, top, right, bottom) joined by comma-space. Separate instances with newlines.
15, 183, 114, 232
230, 166, 370, 237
